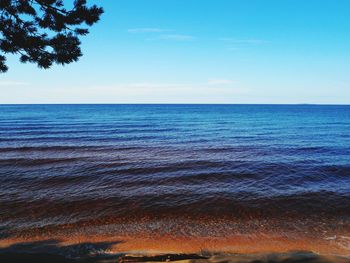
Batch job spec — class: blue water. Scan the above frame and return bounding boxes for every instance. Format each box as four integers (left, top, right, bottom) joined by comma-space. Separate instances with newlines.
0, 104, 350, 240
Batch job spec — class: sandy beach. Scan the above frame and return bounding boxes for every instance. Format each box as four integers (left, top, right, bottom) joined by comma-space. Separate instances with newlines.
1, 233, 350, 263
0, 251, 349, 263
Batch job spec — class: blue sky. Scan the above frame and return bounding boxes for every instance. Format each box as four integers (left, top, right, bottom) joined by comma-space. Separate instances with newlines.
1, 0, 350, 104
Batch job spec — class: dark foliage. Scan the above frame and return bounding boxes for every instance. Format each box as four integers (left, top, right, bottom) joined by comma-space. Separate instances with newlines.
0, 0, 103, 72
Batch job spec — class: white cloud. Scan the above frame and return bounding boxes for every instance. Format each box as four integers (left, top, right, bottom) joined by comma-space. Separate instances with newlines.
220, 38, 269, 44
0, 81, 29, 86
128, 28, 170, 33
158, 34, 195, 41
121, 82, 186, 88
68, 81, 245, 104
113, 80, 235, 89
128, 27, 195, 41
208, 79, 234, 85
0, 80, 248, 104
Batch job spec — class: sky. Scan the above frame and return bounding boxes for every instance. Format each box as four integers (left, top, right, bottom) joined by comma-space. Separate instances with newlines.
1, 0, 350, 104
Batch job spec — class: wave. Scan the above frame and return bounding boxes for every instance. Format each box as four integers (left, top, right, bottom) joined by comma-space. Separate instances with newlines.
0, 157, 88, 167
1, 104, 350, 252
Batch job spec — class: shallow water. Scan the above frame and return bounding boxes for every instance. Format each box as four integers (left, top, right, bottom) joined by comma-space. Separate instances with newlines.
0, 104, 350, 254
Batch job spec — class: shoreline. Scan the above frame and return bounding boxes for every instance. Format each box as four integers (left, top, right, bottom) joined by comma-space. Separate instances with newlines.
2, 233, 350, 256
1, 235, 350, 263
0, 251, 349, 263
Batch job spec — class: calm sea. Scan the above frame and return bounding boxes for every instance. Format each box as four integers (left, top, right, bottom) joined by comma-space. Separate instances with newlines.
0, 104, 350, 254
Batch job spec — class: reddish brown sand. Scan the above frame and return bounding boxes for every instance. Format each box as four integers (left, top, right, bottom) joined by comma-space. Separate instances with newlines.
1, 217, 349, 262
1, 233, 350, 256
0, 253, 349, 263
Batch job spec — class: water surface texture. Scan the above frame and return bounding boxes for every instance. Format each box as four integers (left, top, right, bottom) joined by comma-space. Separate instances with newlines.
0, 105, 350, 254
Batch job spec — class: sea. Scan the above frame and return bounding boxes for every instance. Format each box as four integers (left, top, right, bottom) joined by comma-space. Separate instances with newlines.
0, 104, 350, 255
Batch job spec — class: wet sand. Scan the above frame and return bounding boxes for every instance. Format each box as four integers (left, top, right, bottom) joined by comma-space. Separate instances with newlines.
1, 233, 350, 263
2, 217, 350, 256
0, 251, 349, 263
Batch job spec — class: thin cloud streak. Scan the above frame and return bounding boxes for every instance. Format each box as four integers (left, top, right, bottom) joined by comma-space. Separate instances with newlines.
220, 38, 270, 44
128, 28, 170, 33
128, 27, 195, 41
106, 80, 235, 89
158, 34, 195, 41
0, 81, 30, 86
208, 79, 235, 85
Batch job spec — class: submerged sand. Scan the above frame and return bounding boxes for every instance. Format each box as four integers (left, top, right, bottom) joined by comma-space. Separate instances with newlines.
1, 218, 350, 262
1, 235, 350, 263
0, 252, 349, 263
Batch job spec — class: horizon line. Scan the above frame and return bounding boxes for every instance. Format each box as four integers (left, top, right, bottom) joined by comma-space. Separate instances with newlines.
0, 103, 349, 106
